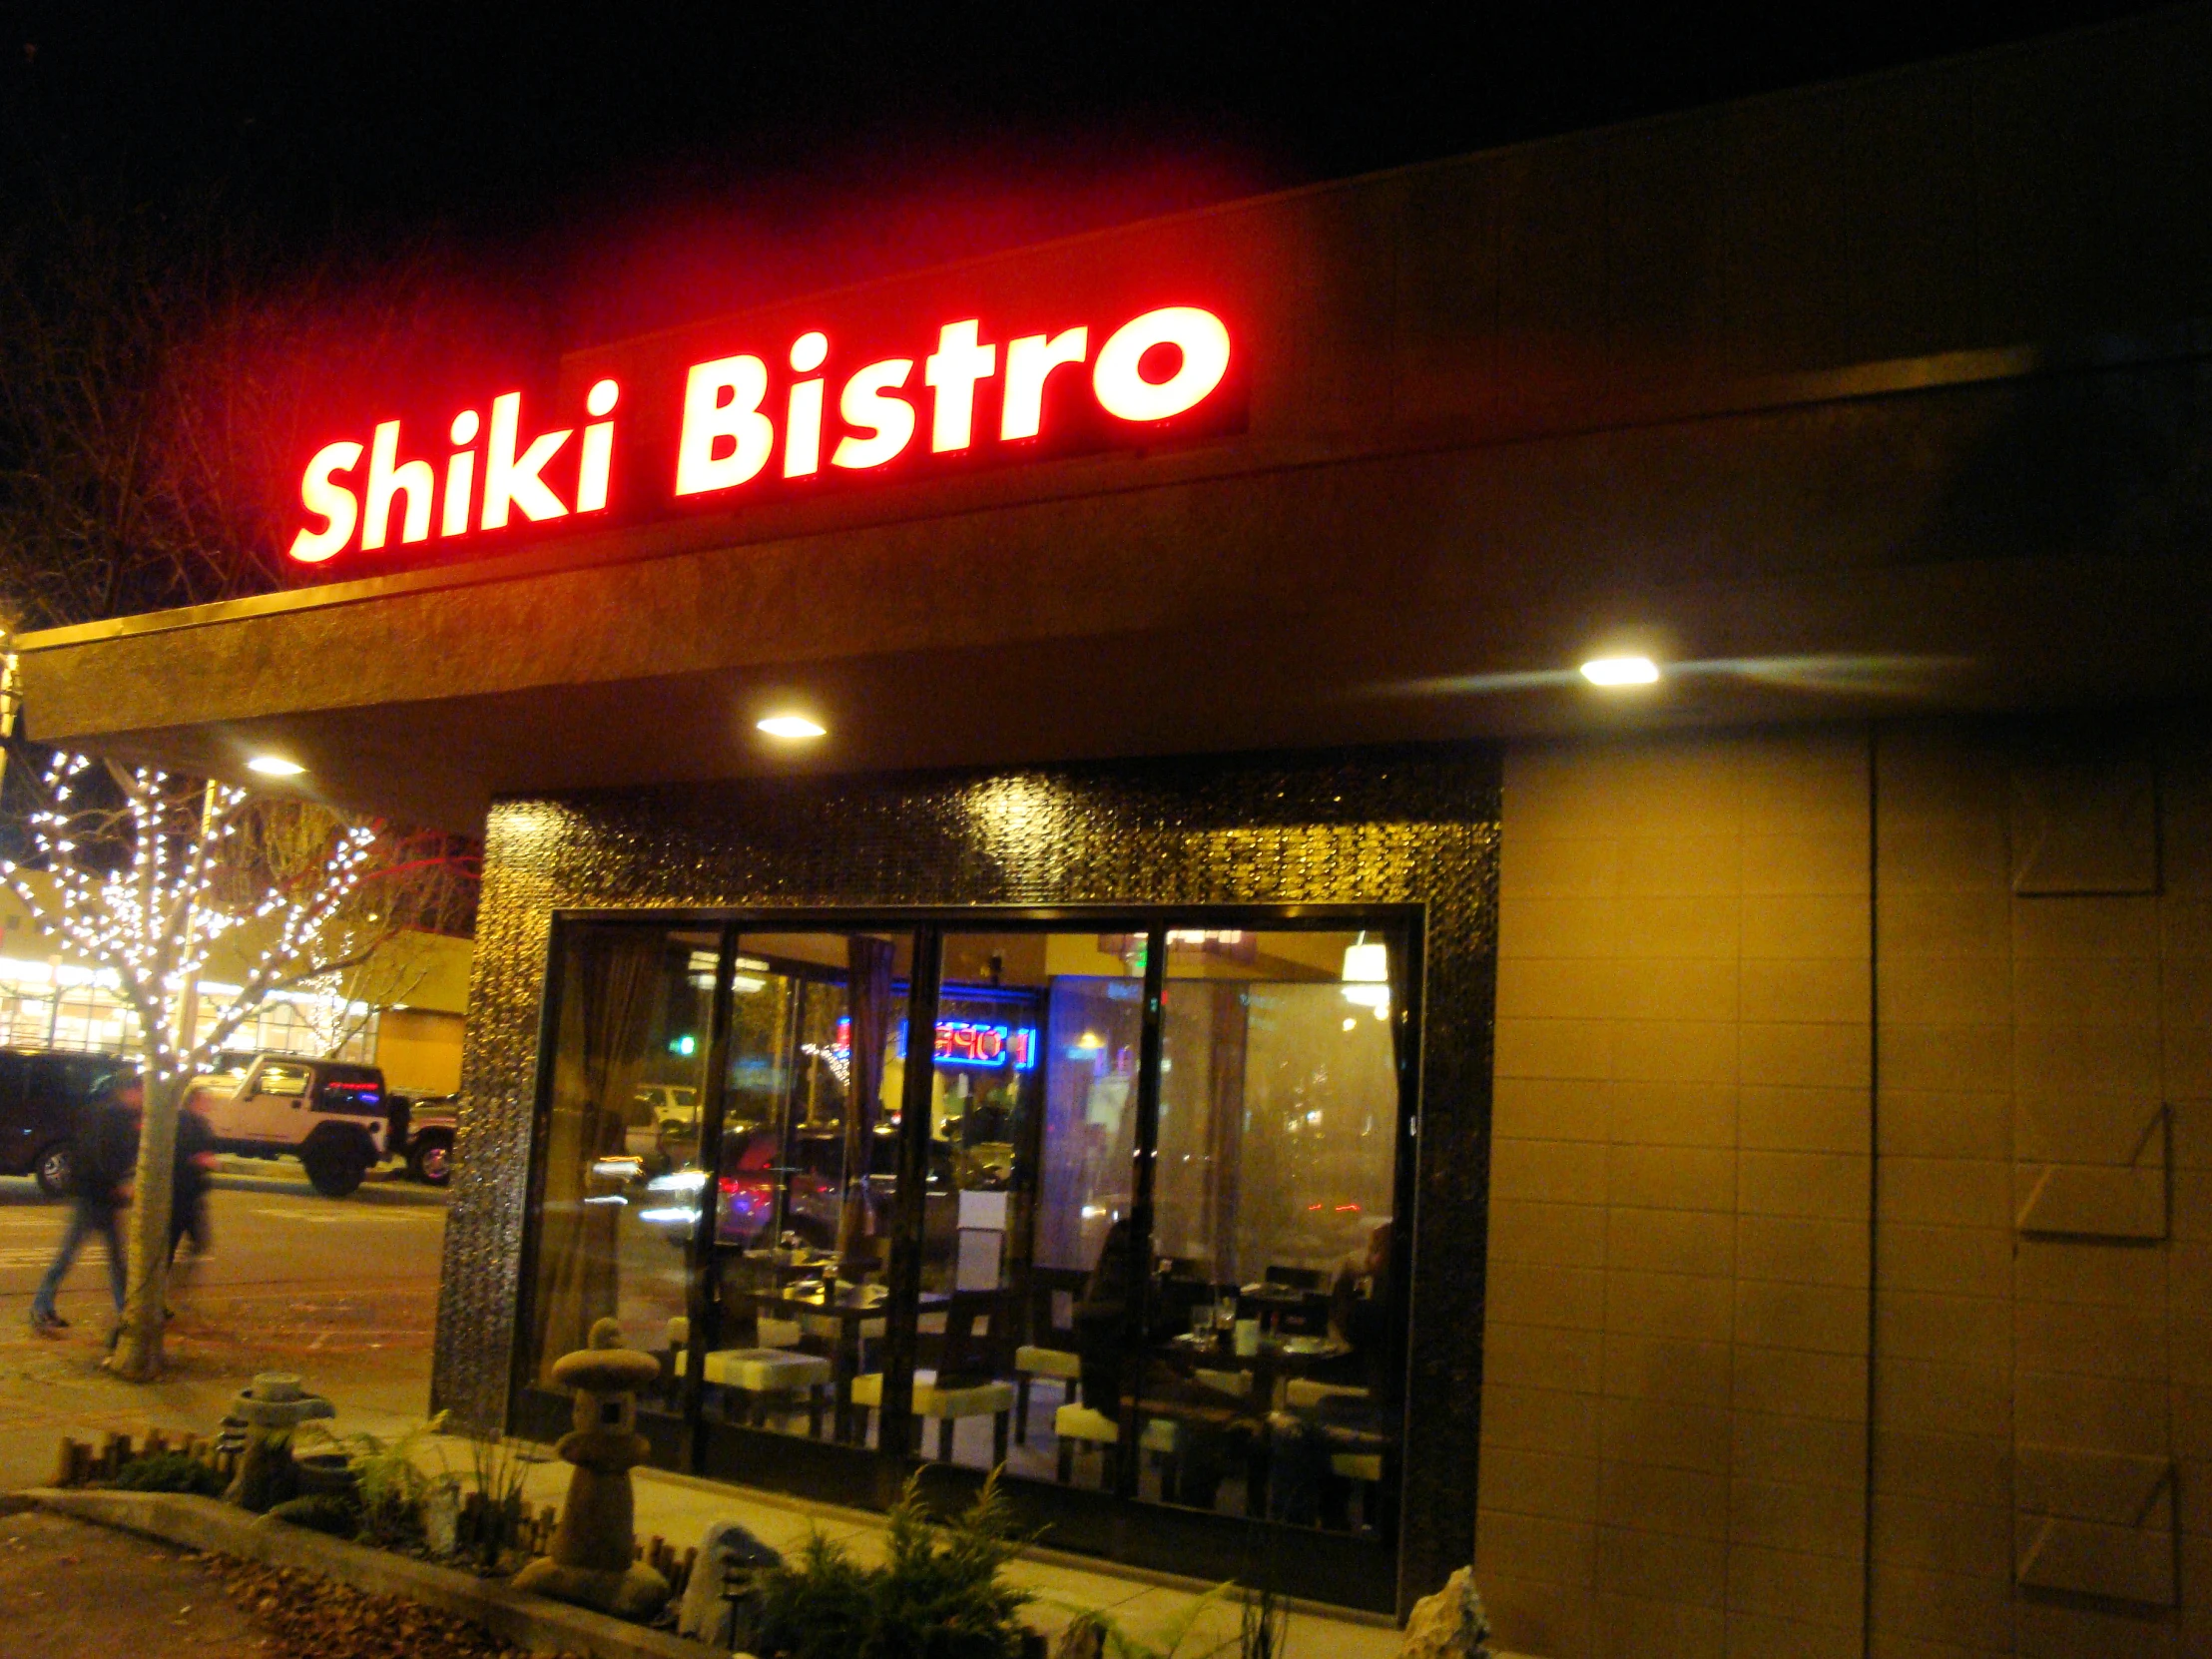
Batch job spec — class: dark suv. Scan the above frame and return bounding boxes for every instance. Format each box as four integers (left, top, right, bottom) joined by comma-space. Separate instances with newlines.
0, 1048, 129, 1196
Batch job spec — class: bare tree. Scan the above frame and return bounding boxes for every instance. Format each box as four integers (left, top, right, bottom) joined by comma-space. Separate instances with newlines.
0, 185, 514, 633
0, 190, 487, 1378
0, 753, 465, 1379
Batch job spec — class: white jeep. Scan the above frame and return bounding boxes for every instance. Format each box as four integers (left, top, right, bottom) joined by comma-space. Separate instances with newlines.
186, 1053, 394, 1198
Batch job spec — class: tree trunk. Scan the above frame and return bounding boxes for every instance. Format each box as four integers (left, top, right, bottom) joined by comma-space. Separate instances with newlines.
110, 1072, 180, 1380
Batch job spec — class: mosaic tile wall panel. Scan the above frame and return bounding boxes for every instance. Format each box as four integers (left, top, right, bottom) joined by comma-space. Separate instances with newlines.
432, 746, 1499, 1603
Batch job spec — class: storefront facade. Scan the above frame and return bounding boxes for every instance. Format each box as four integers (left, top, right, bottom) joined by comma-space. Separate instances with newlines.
454, 754, 1496, 1613
15, 6, 2212, 1646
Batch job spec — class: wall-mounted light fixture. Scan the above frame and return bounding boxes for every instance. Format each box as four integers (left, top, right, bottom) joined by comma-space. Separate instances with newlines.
1580, 655, 1661, 687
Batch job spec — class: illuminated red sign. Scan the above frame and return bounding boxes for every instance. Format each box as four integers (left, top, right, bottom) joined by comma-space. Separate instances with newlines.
286, 303, 1235, 567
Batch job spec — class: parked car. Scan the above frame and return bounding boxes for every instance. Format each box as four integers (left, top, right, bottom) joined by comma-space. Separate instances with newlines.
712, 1122, 955, 1249
633, 1083, 700, 1122
0, 1048, 129, 1196
184, 1053, 396, 1197
401, 1093, 457, 1186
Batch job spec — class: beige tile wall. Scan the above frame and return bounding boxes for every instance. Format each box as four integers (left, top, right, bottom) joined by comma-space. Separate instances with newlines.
1872, 724, 2212, 1659
1478, 731, 1873, 1659
1477, 718, 2212, 1658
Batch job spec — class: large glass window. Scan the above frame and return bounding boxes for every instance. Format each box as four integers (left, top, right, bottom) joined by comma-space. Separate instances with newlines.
519, 913, 1411, 1554
522, 925, 717, 1428
702, 932, 914, 1447
1142, 931, 1403, 1533
916, 933, 1146, 1474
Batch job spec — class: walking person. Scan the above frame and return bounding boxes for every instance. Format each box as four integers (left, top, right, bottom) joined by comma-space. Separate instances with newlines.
29, 1071, 142, 1338
166, 1091, 217, 1308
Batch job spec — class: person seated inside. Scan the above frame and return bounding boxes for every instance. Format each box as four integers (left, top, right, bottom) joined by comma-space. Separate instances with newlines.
1071, 1221, 1260, 1511
1266, 1220, 1398, 1528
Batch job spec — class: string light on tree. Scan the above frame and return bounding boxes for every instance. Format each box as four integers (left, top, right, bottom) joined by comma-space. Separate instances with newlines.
0, 753, 436, 1379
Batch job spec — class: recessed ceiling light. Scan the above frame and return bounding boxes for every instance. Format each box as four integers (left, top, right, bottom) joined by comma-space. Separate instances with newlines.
757, 714, 827, 740
247, 755, 307, 777
1580, 656, 1660, 687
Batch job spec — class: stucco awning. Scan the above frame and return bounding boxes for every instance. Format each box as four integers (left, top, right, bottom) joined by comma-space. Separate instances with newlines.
19, 339, 2212, 833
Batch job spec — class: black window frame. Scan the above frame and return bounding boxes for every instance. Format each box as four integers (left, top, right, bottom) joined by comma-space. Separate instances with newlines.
509, 901, 1424, 1613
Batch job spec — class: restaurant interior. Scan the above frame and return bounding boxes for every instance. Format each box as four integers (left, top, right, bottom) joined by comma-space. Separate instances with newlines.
516, 916, 1415, 1571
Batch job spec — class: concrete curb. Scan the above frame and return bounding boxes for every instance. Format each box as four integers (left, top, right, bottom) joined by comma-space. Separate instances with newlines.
25, 1487, 711, 1659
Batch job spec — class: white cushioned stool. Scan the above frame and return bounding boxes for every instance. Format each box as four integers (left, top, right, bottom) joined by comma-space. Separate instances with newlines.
675, 1347, 834, 1436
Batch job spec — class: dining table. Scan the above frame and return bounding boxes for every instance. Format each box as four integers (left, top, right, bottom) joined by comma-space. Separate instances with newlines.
1161, 1328, 1353, 1411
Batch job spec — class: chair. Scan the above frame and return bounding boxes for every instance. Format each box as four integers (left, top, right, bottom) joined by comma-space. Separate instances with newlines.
1052, 1402, 1181, 1490
1012, 1268, 1086, 1445
1284, 1380, 1369, 1410
848, 1291, 1016, 1462
1285, 1380, 1388, 1528
674, 1312, 802, 1352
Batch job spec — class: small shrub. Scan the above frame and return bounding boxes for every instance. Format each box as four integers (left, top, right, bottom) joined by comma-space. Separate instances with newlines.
269, 1491, 361, 1536
112, 1451, 224, 1496
1061, 1585, 1233, 1659
756, 1531, 876, 1659
302, 1412, 448, 1546
755, 1469, 1035, 1659
454, 1427, 532, 1569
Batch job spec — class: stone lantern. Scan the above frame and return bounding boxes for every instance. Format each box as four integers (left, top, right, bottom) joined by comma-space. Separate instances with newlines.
223, 1372, 335, 1512
513, 1317, 669, 1619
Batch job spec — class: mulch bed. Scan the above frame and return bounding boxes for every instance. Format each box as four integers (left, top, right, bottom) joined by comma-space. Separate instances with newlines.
203, 1553, 586, 1659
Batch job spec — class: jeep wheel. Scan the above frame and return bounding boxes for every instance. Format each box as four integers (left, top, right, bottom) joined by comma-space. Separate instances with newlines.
302, 1140, 368, 1199
32, 1141, 74, 1198
408, 1134, 453, 1187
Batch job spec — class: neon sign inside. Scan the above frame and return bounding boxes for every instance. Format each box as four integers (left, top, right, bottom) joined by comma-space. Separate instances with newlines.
834, 1016, 1038, 1071
286, 304, 1234, 567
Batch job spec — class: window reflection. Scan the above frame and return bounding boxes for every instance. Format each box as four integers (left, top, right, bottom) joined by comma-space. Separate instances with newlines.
521, 917, 1408, 1541
704, 932, 910, 1445
524, 926, 717, 1423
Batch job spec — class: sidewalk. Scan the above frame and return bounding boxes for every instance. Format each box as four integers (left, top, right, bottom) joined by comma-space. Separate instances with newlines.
555, 1453, 1407, 1659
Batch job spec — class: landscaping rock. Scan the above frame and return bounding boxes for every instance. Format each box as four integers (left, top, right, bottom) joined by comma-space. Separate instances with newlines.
1397, 1566, 1491, 1659
676, 1520, 783, 1645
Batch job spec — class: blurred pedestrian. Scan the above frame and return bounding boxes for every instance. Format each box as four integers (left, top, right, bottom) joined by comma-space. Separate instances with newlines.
167, 1090, 217, 1306
29, 1070, 142, 1337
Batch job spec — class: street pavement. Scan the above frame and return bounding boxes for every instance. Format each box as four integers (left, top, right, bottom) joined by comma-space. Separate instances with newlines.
0, 1166, 446, 1488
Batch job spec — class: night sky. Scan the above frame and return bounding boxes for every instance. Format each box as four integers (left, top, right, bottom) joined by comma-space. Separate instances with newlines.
2, 2, 2179, 339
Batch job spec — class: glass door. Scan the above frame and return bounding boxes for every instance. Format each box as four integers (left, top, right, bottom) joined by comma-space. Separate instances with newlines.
516, 909, 1417, 1606
517, 924, 720, 1460
692, 931, 918, 1473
